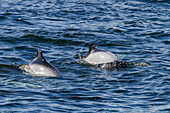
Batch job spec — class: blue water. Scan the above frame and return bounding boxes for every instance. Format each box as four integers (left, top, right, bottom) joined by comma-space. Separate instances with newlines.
0, 0, 170, 112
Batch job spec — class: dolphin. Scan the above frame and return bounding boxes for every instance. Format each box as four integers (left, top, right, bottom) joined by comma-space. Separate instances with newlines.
28, 50, 61, 77
78, 43, 150, 68
81, 43, 118, 65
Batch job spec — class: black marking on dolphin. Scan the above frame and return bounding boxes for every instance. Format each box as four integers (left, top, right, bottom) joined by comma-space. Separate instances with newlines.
85, 43, 98, 58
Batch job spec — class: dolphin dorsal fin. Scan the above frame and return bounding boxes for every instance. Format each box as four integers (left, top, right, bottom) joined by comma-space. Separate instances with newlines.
85, 43, 98, 58
36, 50, 46, 62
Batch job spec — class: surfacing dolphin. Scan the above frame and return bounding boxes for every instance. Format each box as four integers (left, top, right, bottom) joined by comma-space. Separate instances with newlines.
20, 50, 61, 77
79, 43, 149, 68
82, 43, 118, 64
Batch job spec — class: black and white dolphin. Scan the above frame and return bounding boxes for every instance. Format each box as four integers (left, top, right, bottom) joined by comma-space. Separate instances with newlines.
28, 50, 61, 77
80, 43, 127, 68
82, 43, 118, 64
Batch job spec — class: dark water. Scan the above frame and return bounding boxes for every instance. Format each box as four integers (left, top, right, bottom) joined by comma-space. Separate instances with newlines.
0, 0, 170, 112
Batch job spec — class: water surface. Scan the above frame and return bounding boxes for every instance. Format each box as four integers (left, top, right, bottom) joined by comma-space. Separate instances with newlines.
0, 0, 170, 112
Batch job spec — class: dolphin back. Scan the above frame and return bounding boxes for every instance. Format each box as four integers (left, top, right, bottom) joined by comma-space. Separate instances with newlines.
29, 50, 61, 77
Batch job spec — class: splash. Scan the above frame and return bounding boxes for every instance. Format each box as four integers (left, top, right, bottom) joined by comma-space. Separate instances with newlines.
19, 64, 35, 76
77, 59, 150, 69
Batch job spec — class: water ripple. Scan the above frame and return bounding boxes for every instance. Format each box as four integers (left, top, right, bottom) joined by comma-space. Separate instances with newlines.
0, 0, 169, 112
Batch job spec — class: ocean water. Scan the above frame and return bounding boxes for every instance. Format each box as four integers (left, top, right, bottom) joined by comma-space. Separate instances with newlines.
0, 0, 169, 112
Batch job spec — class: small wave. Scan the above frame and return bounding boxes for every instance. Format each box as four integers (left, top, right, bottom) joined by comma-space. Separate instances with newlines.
15, 18, 34, 25
0, 15, 6, 20
21, 33, 42, 39
162, 40, 170, 44
126, 62, 151, 66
